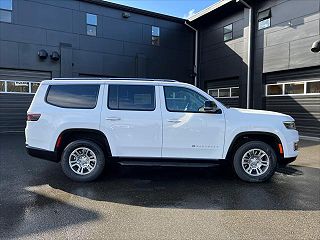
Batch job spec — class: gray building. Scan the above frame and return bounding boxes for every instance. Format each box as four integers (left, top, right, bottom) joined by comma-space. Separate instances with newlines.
0, 0, 319, 138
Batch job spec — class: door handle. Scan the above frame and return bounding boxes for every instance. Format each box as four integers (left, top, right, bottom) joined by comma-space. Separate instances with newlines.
106, 117, 121, 121
168, 119, 181, 123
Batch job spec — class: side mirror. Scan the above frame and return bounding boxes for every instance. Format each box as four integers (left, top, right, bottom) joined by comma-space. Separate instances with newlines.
204, 100, 220, 113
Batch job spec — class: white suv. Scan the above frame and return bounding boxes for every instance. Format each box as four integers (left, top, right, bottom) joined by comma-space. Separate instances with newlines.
25, 78, 299, 182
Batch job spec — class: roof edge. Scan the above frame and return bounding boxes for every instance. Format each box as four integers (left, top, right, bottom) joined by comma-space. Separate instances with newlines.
81, 0, 185, 23
188, 0, 234, 22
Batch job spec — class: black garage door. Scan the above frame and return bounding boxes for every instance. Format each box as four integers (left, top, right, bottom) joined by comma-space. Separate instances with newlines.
265, 68, 320, 138
0, 69, 51, 133
206, 78, 240, 108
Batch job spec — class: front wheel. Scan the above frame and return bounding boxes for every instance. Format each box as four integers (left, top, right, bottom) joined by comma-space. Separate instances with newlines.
233, 141, 277, 182
61, 140, 105, 182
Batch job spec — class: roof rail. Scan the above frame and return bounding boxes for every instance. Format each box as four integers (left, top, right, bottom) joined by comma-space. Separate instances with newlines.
52, 78, 178, 82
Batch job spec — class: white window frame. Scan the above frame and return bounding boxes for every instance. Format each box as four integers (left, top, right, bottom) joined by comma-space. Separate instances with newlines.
207, 87, 239, 99
265, 80, 320, 97
0, 80, 40, 94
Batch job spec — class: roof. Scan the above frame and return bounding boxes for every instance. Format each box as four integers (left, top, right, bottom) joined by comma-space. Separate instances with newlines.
52, 78, 177, 82
188, 0, 234, 22
81, 0, 185, 23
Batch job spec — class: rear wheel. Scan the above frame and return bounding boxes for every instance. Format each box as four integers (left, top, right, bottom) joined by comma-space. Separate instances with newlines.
61, 140, 105, 182
233, 141, 277, 182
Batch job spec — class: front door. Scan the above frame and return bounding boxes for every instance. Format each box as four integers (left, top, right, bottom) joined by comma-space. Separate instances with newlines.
101, 83, 162, 157
161, 85, 225, 159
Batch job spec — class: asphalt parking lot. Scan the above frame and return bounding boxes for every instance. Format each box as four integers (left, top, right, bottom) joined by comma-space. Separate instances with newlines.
0, 134, 319, 240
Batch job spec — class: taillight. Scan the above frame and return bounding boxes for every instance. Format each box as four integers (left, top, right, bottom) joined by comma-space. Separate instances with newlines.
27, 113, 41, 121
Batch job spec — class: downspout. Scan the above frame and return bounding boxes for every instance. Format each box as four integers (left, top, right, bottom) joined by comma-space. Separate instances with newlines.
236, 0, 253, 109
185, 21, 198, 87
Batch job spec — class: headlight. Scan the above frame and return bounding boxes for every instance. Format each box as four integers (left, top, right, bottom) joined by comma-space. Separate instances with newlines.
283, 121, 296, 130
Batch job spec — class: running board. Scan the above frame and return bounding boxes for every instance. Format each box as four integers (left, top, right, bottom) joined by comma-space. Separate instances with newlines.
118, 161, 220, 168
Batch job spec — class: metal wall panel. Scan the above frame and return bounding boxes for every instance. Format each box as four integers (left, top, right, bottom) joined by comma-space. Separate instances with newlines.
0, 69, 51, 133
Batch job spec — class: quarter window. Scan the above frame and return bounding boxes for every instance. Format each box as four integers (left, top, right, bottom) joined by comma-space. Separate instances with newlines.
108, 85, 155, 111
164, 86, 208, 113
223, 24, 233, 41
46, 85, 100, 109
258, 9, 271, 30
0, 0, 12, 23
86, 13, 97, 36
152, 26, 160, 46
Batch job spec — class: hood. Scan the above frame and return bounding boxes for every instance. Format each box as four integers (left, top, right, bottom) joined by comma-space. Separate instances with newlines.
227, 108, 294, 120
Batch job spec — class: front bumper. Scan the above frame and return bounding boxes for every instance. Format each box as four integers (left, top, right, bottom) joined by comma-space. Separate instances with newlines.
26, 145, 59, 162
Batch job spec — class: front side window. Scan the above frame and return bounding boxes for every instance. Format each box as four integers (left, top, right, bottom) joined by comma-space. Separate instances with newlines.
164, 86, 209, 113
152, 26, 160, 46
86, 13, 97, 36
108, 85, 155, 111
223, 24, 233, 41
46, 84, 100, 109
258, 9, 271, 30
0, 0, 12, 23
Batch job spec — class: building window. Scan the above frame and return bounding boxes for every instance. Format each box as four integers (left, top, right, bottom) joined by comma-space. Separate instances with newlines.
258, 9, 271, 30
86, 13, 97, 36
266, 80, 320, 96
0, 0, 12, 23
223, 24, 233, 41
152, 26, 160, 46
0, 80, 41, 94
207, 87, 239, 98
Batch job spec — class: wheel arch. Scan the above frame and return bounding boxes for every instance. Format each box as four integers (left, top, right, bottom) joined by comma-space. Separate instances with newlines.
225, 131, 283, 161
55, 128, 112, 161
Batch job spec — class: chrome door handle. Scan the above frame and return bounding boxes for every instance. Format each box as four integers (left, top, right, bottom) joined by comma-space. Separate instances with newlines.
106, 117, 121, 121
168, 119, 181, 123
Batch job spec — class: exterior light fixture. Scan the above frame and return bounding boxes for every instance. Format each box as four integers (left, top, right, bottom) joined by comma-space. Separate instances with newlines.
311, 40, 320, 53
38, 49, 48, 59
122, 12, 130, 18
50, 51, 60, 61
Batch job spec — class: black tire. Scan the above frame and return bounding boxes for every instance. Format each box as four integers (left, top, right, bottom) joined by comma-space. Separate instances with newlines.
233, 141, 277, 182
61, 140, 105, 182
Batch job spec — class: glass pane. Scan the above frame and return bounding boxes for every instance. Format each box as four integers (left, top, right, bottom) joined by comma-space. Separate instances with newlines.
267, 84, 283, 95
284, 82, 304, 94
219, 88, 230, 98
306, 81, 320, 94
258, 18, 270, 30
0, 9, 11, 23
31, 82, 41, 93
108, 85, 155, 111
0, 81, 5, 92
87, 25, 96, 36
224, 24, 232, 33
152, 36, 160, 46
164, 86, 208, 112
224, 32, 232, 41
7, 81, 29, 93
208, 89, 218, 97
231, 87, 239, 97
152, 26, 160, 36
86, 13, 97, 25
46, 85, 100, 108
0, 0, 12, 10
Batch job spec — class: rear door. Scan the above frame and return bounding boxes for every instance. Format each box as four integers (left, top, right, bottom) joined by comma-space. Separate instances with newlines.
100, 83, 162, 157
160, 85, 225, 159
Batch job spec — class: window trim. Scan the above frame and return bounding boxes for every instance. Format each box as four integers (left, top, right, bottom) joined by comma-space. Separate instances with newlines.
163, 86, 213, 114
107, 84, 156, 112
265, 80, 320, 97
223, 23, 233, 42
258, 8, 271, 30
45, 84, 100, 109
0, 80, 40, 94
207, 87, 239, 99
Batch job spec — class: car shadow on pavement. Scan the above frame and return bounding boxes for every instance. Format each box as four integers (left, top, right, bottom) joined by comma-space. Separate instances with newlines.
45, 163, 320, 211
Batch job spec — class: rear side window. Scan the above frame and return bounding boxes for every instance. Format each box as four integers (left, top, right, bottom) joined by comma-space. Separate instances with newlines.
46, 84, 100, 109
108, 85, 155, 111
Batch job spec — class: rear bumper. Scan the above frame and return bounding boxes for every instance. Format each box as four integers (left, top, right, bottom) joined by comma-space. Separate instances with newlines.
26, 145, 59, 162
279, 156, 297, 166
